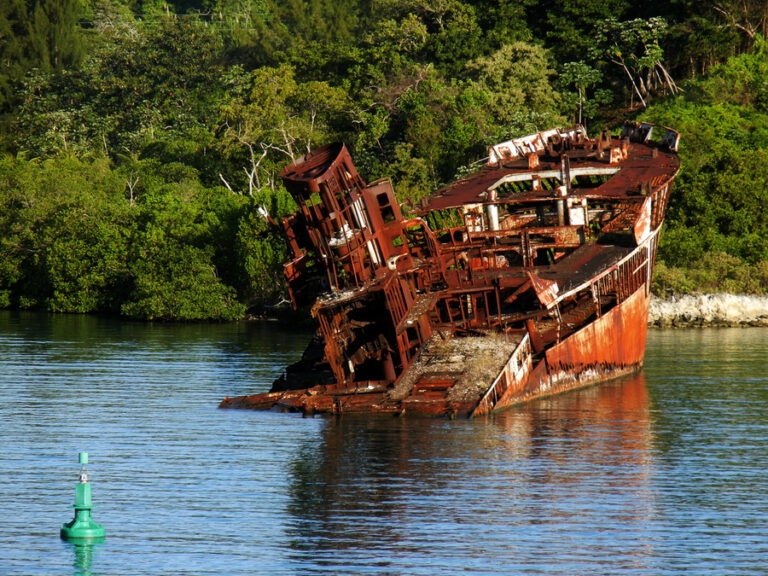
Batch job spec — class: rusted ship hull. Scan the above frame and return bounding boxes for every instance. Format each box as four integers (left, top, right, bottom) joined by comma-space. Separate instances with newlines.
478, 269, 651, 417
221, 238, 653, 418
220, 122, 680, 417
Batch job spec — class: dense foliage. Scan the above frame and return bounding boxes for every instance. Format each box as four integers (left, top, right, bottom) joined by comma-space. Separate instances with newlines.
644, 41, 768, 295
1, 0, 767, 319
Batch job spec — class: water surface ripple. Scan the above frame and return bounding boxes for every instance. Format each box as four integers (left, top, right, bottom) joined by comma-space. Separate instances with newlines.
1, 312, 766, 575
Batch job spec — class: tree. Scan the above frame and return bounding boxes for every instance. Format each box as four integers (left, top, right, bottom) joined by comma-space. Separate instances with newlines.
122, 179, 246, 321
533, 0, 629, 63
122, 240, 246, 321
0, 0, 28, 116
590, 17, 678, 108
472, 0, 533, 51
559, 61, 611, 127
465, 42, 564, 133
642, 45, 768, 270
0, 155, 131, 312
26, 0, 85, 72
234, 203, 288, 306
218, 64, 349, 195
712, 0, 768, 42
15, 14, 228, 160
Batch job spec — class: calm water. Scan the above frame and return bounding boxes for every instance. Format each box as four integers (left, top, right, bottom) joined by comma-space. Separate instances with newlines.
1, 311, 767, 575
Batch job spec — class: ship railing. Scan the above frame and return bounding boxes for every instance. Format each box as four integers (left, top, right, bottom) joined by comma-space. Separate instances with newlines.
552, 227, 660, 314
473, 333, 532, 415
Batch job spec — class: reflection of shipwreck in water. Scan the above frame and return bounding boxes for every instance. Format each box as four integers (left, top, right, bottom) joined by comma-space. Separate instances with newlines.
220, 121, 680, 417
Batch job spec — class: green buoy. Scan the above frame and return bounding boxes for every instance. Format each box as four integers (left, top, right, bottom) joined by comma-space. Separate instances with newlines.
60, 452, 106, 542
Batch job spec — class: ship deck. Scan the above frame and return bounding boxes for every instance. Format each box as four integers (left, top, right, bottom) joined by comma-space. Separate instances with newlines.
422, 141, 680, 212
538, 243, 634, 293
473, 242, 634, 293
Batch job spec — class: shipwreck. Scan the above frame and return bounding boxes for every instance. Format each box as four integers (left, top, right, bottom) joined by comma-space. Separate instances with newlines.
220, 121, 680, 417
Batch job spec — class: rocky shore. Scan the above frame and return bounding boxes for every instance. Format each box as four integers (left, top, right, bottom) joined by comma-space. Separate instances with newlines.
649, 294, 768, 328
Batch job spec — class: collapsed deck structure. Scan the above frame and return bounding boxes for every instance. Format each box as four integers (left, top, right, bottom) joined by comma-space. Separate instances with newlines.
220, 121, 680, 417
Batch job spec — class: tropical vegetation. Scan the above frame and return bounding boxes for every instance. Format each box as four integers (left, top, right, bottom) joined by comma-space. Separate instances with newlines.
1, 0, 767, 319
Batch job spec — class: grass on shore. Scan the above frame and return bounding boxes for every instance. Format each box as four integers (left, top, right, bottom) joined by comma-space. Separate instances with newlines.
653, 252, 768, 297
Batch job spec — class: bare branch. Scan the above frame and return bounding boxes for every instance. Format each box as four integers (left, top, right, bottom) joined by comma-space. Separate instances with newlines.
612, 53, 647, 108
713, 2, 758, 38
126, 174, 139, 206
243, 167, 256, 197
219, 173, 235, 193
656, 62, 680, 94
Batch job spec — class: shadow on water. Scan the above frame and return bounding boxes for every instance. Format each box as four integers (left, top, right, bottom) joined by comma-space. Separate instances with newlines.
0, 310, 312, 401
283, 373, 654, 573
1, 309, 309, 353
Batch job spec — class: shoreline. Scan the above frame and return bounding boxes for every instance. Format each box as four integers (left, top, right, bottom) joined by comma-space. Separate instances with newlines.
3, 295, 768, 328
649, 294, 768, 328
